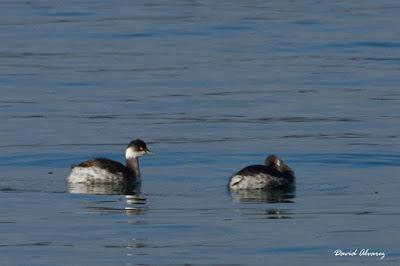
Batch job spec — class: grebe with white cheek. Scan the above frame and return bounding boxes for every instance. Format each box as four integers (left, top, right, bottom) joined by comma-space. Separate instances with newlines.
67, 139, 150, 184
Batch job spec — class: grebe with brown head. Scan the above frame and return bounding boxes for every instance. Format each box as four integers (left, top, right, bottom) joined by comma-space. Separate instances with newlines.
228, 155, 295, 190
67, 139, 150, 184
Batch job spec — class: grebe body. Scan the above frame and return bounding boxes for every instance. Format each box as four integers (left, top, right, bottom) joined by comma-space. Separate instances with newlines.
229, 155, 295, 190
67, 139, 150, 184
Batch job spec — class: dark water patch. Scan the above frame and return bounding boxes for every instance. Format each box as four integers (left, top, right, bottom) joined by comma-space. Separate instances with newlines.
0, 242, 52, 247
347, 143, 384, 146
265, 209, 293, 219
104, 242, 232, 250
296, 211, 400, 216
379, 115, 400, 119
152, 137, 235, 144
153, 115, 360, 124
123, 99, 139, 102
242, 116, 358, 123
268, 117, 359, 123
240, 208, 294, 220
104, 243, 146, 249
369, 97, 400, 101
0, 187, 20, 192
281, 133, 371, 139
115, 32, 156, 38
112, 29, 211, 39
20, 115, 46, 118
95, 14, 195, 23
202, 89, 268, 96
0, 140, 169, 150
165, 94, 191, 97
3, 113, 361, 125
0, 143, 125, 149
329, 229, 377, 234
0, 153, 88, 167
0, 52, 71, 58
342, 88, 365, 92
349, 56, 400, 62
147, 207, 232, 213
87, 115, 118, 119
206, 24, 253, 32
304, 184, 349, 193
0, 19, 76, 26
297, 89, 317, 93
293, 19, 322, 26
116, 220, 148, 225
97, 51, 149, 57
77, 66, 188, 73
0, 63, 77, 70
257, 246, 328, 254
58, 81, 95, 87
203, 91, 233, 96
353, 41, 400, 48
0, 242, 73, 248
322, 41, 400, 50
296, 152, 400, 168
356, 211, 374, 215
0, 186, 66, 194
0, 100, 37, 104
2, 114, 48, 119
6, 114, 117, 119
151, 243, 232, 249
42, 11, 94, 17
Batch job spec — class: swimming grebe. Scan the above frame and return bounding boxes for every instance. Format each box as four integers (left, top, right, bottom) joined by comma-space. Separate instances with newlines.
67, 139, 150, 184
228, 155, 295, 190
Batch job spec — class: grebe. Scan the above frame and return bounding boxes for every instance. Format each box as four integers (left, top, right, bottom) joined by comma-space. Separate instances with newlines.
67, 139, 150, 184
228, 155, 295, 190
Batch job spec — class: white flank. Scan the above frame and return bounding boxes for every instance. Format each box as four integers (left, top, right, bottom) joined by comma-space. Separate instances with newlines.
229, 173, 281, 190
67, 166, 125, 183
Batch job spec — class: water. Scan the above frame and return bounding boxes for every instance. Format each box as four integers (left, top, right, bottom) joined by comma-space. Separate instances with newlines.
1, 1, 400, 265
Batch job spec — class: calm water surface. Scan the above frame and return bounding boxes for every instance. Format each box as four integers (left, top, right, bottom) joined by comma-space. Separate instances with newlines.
1, 1, 400, 265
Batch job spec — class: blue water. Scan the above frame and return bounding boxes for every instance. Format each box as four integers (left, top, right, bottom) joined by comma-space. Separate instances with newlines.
1, 1, 400, 265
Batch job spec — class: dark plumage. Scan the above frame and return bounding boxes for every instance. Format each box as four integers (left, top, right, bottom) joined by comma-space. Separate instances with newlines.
77, 158, 132, 177
127, 139, 148, 151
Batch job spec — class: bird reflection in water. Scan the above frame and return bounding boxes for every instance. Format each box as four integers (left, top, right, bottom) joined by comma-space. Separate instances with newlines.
229, 186, 295, 204
67, 181, 146, 216
265, 208, 292, 219
229, 187, 295, 219
67, 181, 141, 195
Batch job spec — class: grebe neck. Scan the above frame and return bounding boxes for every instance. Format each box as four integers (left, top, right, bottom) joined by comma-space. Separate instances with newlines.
126, 157, 141, 181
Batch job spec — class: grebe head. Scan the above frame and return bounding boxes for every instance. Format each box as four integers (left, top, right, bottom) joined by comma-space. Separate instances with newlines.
125, 139, 151, 159
265, 154, 294, 177
265, 155, 282, 169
